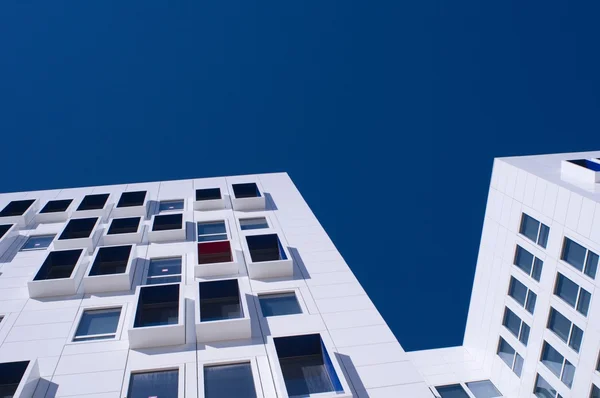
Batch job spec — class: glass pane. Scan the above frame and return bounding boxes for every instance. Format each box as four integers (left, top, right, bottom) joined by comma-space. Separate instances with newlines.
0, 384, 19, 398
561, 359, 575, 388
75, 308, 121, 339
532, 258, 543, 281
541, 342, 564, 379
577, 288, 591, 316
436, 384, 470, 398
538, 224, 550, 248
198, 221, 226, 236
20, 235, 55, 251
502, 308, 521, 339
466, 380, 503, 397
591, 385, 600, 398
204, 363, 257, 398
514, 246, 534, 275
548, 309, 571, 344
259, 293, 302, 317
128, 369, 178, 398
534, 374, 557, 398
555, 274, 579, 308
520, 214, 540, 243
562, 238, 587, 272
513, 353, 523, 377
200, 297, 242, 322
497, 338, 515, 369
159, 200, 184, 212
568, 325, 583, 352
148, 258, 181, 277
526, 290, 537, 314
280, 354, 334, 397
519, 323, 530, 346
240, 217, 269, 230
585, 251, 598, 279
198, 234, 228, 243
508, 278, 527, 307
147, 275, 181, 285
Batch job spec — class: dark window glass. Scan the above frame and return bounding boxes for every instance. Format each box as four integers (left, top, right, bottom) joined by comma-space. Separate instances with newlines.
508, 277, 527, 307
89, 245, 132, 276
197, 221, 227, 242
59, 217, 97, 240
0, 224, 12, 240
158, 200, 184, 212
146, 257, 182, 284
127, 370, 178, 398
204, 363, 257, 398
116, 191, 146, 208
246, 234, 287, 262
502, 308, 521, 339
534, 374, 558, 398
74, 308, 121, 341
152, 213, 182, 231
200, 280, 242, 322
466, 380, 503, 397
34, 249, 83, 281
525, 291, 537, 314
260, 293, 302, 317
20, 235, 55, 251
232, 183, 261, 199
134, 284, 180, 328
107, 217, 140, 235
532, 258, 543, 281
0, 200, 35, 217
77, 194, 109, 211
40, 199, 72, 214
196, 188, 222, 201
520, 214, 540, 243
198, 241, 233, 265
538, 224, 550, 248
520, 323, 530, 345
555, 273, 579, 308
436, 384, 470, 398
240, 217, 269, 230
585, 251, 599, 279
591, 384, 600, 398
548, 308, 571, 344
577, 289, 592, 316
541, 342, 564, 380
562, 238, 587, 272
514, 246, 534, 275
569, 158, 600, 171
0, 361, 29, 398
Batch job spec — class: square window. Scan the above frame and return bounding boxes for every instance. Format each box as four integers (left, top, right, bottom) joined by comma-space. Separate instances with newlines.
196, 188, 222, 201
159, 200, 184, 212
107, 217, 141, 235
204, 363, 257, 398
116, 191, 146, 208
134, 284, 180, 328
199, 279, 242, 322
40, 199, 72, 214
0, 199, 35, 217
152, 213, 183, 231
197, 221, 227, 242
0, 361, 31, 397
77, 194, 109, 211
146, 257, 182, 285
240, 217, 269, 230
435, 384, 470, 398
59, 217, 98, 240
259, 292, 302, 317
74, 308, 121, 341
34, 249, 83, 281
0, 224, 13, 240
88, 245, 132, 276
127, 369, 179, 398
246, 234, 287, 262
20, 235, 55, 251
232, 183, 261, 199
198, 241, 233, 265
591, 384, 600, 398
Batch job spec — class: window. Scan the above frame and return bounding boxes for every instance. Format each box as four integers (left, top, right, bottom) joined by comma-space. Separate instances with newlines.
497, 337, 523, 376
158, 199, 184, 212
39, 199, 72, 213
561, 237, 598, 279
508, 276, 537, 314
89, 245, 132, 276
0, 224, 13, 240
196, 188, 222, 201
547, 308, 584, 352
259, 292, 302, 317
152, 213, 183, 231
116, 191, 146, 208
541, 341, 575, 388
435, 384, 470, 397
199, 279, 242, 322
107, 217, 141, 235
77, 194, 109, 211
554, 273, 591, 316
0, 361, 31, 398
274, 334, 344, 397
74, 308, 121, 342
534, 374, 562, 398
127, 369, 179, 398
58, 217, 98, 240
204, 362, 257, 398
519, 213, 549, 248
502, 307, 530, 345
466, 380, 503, 397
246, 234, 287, 262
240, 217, 269, 230
514, 245, 543, 281
33, 249, 83, 281
198, 241, 233, 265
591, 384, 600, 398
0, 199, 35, 217
232, 183, 261, 198
134, 284, 180, 328
20, 234, 55, 251
146, 257, 182, 285
568, 159, 600, 171
197, 221, 228, 242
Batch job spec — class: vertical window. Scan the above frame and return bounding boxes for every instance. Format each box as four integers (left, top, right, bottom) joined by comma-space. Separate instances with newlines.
239, 217, 269, 230
497, 337, 523, 376
232, 183, 261, 198
199, 280, 242, 322
541, 341, 575, 388
502, 307, 530, 345
259, 292, 302, 317
204, 363, 257, 398
74, 308, 121, 341
127, 369, 179, 398
591, 384, 600, 398
554, 273, 591, 316
508, 277, 537, 314
562, 237, 598, 279
534, 374, 561, 398
158, 199, 184, 212
519, 213, 550, 248
514, 245, 543, 281
134, 284, 180, 328
146, 257, 182, 285
20, 234, 55, 251
435, 384, 470, 397
547, 308, 584, 353
197, 221, 228, 242
466, 380, 503, 397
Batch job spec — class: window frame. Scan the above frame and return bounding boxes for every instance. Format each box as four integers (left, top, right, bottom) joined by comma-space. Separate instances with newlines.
496, 336, 523, 377
199, 357, 265, 398
67, 304, 126, 344
0, 359, 40, 398
243, 233, 293, 279
257, 289, 306, 318
546, 307, 584, 353
75, 193, 110, 216
554, 272, 592, 316
114, 190, 148, 215
36, 199, 73, 223
519, 213, 549, 248
507, 275, 537, 314
19, 234, 56, 252
82, 244, 137, 293
513, 244, 543, 282
121, 364, 185, 398
194, 187, 226, 211
103, 216, 144, 246
143, 255, 184, 285
238, 216, 270, 232
196, 219, 230, 243
502, 307, 530, 346
27, 248, 87, 298
158, 198, 186, 213
533, 373, 563, 398
148, 213, 186, 243
540, 340, 575, 388
561, 237, 598, 279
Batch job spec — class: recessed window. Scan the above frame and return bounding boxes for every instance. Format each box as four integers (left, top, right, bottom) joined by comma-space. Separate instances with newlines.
274, 334, 344, 397
0, 361, 31, 397
246, 234, 287, 262
240, 217, 269, 230
74, 308, 121, 342
554, 273, 591, 316
116, 191, 146, 208
89, 245, 132, 276
127, 369, 179, 398
0, 224, 13, 240
259, 292, 302, 317
77, 194, 109, 211
107, 217, 141, 235
508, 276, 537, 314
152, 213, 183, 231
134, 284, 180, 328
198, 241, 233, 265
59, 217, 98, 240
199, 279, 242, 322
519, 213, 549, 248
159, 200, 184, 212
232, 183, 260, 199
196, 188, 222, 201
33, 249, 83, 281
204, 362, 257, 398
20, 234, 55, 251
435, 384, 470, 398
0, 199, 35, 218
561, 237, 598, 279
40, 199, 72, 214
465, 380, 503, 397
541, 341, 575, 388
502, 307, 530, 345
497, 337, 523, 377
197, 221, 228, 242
547, 308, 583, 353
591, 384, 600, 398
514, 245, 543, 281
533, 374, 560, 398
146, 257, 182, 285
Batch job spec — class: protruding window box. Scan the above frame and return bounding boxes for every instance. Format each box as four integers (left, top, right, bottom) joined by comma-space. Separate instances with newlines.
53, 217, 100, 252
103, 217, 143, 246
561, 159, 600, 184
244, 234, 293, 279
73, 193, 110, 219
194, 188, 226, 211
195, 241, 239, 277
231, 183, 265, 211
0, 224, 19, 254
128, 283, 185, 349
148, 213, 185, 243
83, 245, 135, 293
27, 249, 86, 298
0, 199, 38, 227
35, 199, 74, 223
0, 360, 40, 398
195, 279, 251, 342
112, 191, 148, 218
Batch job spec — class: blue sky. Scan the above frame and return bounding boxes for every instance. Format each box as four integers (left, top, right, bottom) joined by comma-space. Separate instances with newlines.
1, 1, 599, 351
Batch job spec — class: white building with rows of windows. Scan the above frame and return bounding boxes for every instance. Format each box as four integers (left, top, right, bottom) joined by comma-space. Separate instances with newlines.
0, 152, 599, 398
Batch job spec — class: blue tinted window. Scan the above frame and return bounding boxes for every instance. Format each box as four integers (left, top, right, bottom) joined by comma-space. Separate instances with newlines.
534, 374, 558, 398
509, 277, 527, 307
538, 224, 550, 248
158, 200, 184, 212
513, 353, 523, 377
591, 385, 600, 398
569, 325, 583, 353
514, 246, 534, 274
259, 293, 302, 317
436, 384, 470, 398
548, 308, 571, 343
520, 214, 540, 243
577, 289, 591, 316
466, 380, 503, 397
197, 221, 228, 242
526, 290, 537, 314
541, 342, 565, 380
204, 363, 257, 398
554, 273, 579, 308
240, 217, 269, 230
128, 370, 178, 398
502, 308, 522, 339
585, 251, 598, 279
147, 257, 182, 284
520, 323, 530, 345
74, 308, 121, 341
562, 238, 587, 272
497, 338, 515, 369
20, 235, 55, 251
